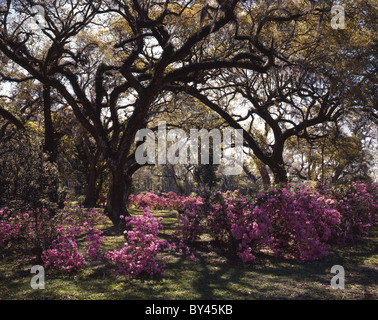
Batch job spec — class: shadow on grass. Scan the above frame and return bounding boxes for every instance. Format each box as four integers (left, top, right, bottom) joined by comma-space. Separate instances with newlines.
156, 227, 377, 300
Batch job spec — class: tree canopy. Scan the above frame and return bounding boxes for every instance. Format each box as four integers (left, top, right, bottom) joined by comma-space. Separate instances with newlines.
0, 0, 376, 223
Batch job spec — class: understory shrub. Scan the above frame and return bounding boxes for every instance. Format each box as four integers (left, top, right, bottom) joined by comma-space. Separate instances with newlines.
1, 181, 377, 277
0, 205, 106, 272
0, 207, 63, 255
316, 181, 378, 243
207, 191, 271, 263
41, 206, 107, 272
0, 208, 12, 247
258, 186, 340, 261
105, 208, 171, 278
165, 182, 377, 263
128, 191, 199, 211
173, 197, 205, 244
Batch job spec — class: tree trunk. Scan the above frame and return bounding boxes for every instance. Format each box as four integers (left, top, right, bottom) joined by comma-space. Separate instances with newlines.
164, 165, 174, 192
81, 132, 103, 208
185, 175, 191, 196
42, 84, 60, 205
271, 164, 288, 185
43, 85, 58, 163
96, 169, 105, 202
270, 142, 288, 185
105, 166, 132, 224
83, 165, 98, 208
256, 161, 271, 189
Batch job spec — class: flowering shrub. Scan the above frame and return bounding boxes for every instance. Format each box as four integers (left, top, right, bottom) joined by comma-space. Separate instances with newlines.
132, 183, 377, 265
317, 181, 378, 243
85, 229, 105, 261
207, 191, 271, 263
128, 191, 200, 211
1, 181, 377, 277
105, 208, 170, 278
257, 186, 341, 261
128, 192, 205, 253
230, 207, 271, 262
207, 191, 252, 243
0, 205, 106, 272
41, 233, 86, 273
174, 197, 205, 244
0, 207, 62, 253
41, 206, 107, 272
128, 192, 161, 209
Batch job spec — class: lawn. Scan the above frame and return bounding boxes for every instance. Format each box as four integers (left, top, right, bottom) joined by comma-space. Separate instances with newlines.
0, 208, 377, 300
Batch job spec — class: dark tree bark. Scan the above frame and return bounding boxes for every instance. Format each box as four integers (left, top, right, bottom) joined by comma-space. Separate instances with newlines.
42, 84, 58, 163
83, 165, 98, 208
254, 160, 271, 189
271, 164, 288, 185
106, 166, 128, 223
0, 107, 25, 131
106, 164, 134, 225
80, 132, 104, 208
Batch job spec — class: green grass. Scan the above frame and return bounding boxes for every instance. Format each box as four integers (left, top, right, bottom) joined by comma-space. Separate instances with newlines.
0, 209, 377, 300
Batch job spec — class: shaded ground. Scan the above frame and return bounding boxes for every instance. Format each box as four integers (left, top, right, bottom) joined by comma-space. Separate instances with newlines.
0, 209, 376, 300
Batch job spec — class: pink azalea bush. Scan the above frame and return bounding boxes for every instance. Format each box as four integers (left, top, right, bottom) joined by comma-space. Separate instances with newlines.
0, 207, 61, 253
105, 207, 171, 278
173, 197, 205, 244
128, 192, 204, 254
316, 181, 378, 243
128, 192, 162, 209
41, 206, 107, 272
41, 230, 86, 272
257, 186, 340, 261
1, 181, 377, 277
207, 191, 271, 263
128, 191, 199, 211
0, 205, 106, 272
170, 182, 377, 263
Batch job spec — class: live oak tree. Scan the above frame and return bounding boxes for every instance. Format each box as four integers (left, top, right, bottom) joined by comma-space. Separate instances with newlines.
169, 0, 377, 184
165, 0, 324, 183
1, 0, 375, 222
0, 0, 276, 222
182, 66, 345, 184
